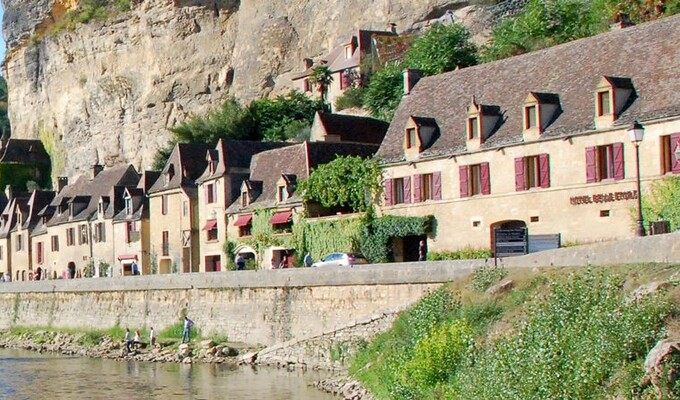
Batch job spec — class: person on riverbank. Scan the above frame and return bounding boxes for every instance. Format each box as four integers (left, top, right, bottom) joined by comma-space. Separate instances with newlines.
124, 328, 132, 352
149, 327, 157, 348
182, 317, 194, 343
133, 330, 142, 349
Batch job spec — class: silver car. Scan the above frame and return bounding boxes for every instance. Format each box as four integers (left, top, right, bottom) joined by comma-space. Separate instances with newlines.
312, 252, 369, 268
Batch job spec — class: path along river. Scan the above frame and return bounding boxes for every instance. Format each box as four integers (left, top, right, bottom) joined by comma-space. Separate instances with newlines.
0, 348, 337, 400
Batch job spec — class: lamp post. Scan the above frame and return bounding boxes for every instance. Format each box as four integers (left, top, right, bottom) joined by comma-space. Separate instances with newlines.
627, 120, 646, 237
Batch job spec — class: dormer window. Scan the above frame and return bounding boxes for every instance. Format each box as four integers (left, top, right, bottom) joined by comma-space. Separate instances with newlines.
467, 117, 479, 140
404, 116, 437, 160
98, 202, 104, 215
596, 90, 612, 116
69, 203, 74, 218
241, 191, 249, 207
406, 128, 418, 148
208, 160, 216, 174
278, 185, 288, 202
124, 195, 133, 215
165, 165, 175, 185
594, 76, 634, 129
523, 92, 560, 141
525, 105, 537, 129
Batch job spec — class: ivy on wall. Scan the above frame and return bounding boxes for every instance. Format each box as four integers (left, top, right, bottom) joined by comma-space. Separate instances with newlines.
360, 214, 434, 263
292, 217, 363, 262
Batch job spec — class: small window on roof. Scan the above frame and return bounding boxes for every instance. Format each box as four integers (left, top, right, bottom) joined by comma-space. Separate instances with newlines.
467, 117, 479, 140
345, 45, 353, 59
525, 105, 537, 129
241, 191, 249, 207
406, 128, 418, 149
597, 90, 612, 116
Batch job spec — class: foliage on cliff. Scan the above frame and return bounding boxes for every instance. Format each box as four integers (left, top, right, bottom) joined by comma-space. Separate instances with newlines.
351, 265, 679, 399
0, 77, 10, 138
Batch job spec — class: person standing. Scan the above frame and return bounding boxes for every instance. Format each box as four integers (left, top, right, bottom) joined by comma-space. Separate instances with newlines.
303, 252, 312, 268
131, 261, 139, 276
149, 327, 157, 348
124, 328, 132, 352
418, 240, 427, 261
182, 316, 194, 343
236, 255, 245, 271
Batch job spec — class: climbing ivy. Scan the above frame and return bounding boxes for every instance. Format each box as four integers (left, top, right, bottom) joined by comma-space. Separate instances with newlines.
360, 214, 434, 263
292, 217, 363, 262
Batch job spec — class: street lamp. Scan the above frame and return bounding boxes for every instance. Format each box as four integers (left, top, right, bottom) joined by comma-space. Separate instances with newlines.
627, 120, 646, 237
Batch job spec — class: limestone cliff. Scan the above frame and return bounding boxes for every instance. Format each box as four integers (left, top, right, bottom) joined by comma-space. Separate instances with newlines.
1, 0, 521, 178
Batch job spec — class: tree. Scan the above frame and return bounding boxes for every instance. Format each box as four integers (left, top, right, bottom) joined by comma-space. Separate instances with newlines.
309, 65, 334, 107
248, 90, 323, 141
298, 156, 383, 213
405, 23, 478, 75
363, 62, 405, 121
169, 97, 255, 144
639, 176, 680, 232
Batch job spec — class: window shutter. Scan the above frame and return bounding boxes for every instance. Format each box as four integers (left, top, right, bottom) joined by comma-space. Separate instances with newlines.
585, 146, 597, 183
432, 172, 442, 200
671, 134, 680, 173
481, 162, 490, 195
413, 174, 422, 203
539, 154, 551, 188
384, 179, 393, 206
514, 157, 525, 192
403, 176, 411, 204
613, 142, 624, 180
459, 166, 469, 198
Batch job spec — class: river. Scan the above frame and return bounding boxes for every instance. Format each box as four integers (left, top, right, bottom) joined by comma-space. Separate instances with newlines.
0, 348, 338, 400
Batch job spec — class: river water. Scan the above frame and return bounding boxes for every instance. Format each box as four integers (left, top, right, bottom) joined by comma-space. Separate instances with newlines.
0, 348, 338, 400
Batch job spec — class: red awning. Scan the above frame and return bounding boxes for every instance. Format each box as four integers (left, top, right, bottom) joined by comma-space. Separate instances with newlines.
233, 214, 253, 227
269, 210, 293, 225
202, 219, 217, 231
117, 254, 138, 261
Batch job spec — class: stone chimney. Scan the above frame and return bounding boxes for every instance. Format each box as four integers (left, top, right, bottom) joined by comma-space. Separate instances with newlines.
403, 69, 423, 96
610, 12, 634, 30
56, 177, 68, 193
4, 185, 12, 201
91, 164, 103, 179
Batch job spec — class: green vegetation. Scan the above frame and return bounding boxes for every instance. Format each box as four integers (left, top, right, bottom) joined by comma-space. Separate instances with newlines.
363, 62, 405, 121
427, 247, 492, 261
334, 87, 366, 111
51, 0, 131, 34
292, 217, 363, 262
0, 76, 10, 138
360, 214, 434, 263
299, 156, 383, 213
404, 23, 478, 75
470, 264, 508, 292
640, 176, 680, 232
350, 265, 679, 399
309, 65, 334, 108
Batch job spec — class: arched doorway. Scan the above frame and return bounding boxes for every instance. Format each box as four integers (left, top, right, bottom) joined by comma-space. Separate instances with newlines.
490, 220, 527, 257
234, 245, 257, 270
67, 261, 76, 279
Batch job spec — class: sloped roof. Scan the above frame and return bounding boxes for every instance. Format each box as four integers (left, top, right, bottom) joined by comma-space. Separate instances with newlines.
0, 139, 50, 165
315, 112, 389, 145
196, 140, 292, 184
377, 14, 680, 163
148, 143, 210, 194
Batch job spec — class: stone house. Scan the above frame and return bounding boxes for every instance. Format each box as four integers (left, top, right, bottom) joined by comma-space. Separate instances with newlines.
309, 111, 389, 145
31, 165, 140, 279
292, 29, 396, 110
226, 142, 379, 269
377, 15, 680, 258
148, 143, 209, 274
111, 171, 159, 277
195, 139, 291, 273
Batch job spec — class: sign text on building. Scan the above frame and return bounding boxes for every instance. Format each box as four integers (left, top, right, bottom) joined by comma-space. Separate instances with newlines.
569, 190, 638, 206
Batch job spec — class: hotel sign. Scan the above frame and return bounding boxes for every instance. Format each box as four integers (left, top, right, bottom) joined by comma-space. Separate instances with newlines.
570, 190, 638, 206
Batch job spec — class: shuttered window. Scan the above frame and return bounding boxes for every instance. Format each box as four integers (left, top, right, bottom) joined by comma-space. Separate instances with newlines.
586, 143, 624, 183
515, 154, 550, 191
393, 178, 404, 204
460, 163, 490, 197
384, 178, 393, 206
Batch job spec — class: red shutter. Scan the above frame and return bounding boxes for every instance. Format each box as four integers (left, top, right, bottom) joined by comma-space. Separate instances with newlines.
480, 162, 490, 195
514, 157, 525, 192
384, 178, 393, 206
403, 176, 412, 204
539, 153, 551, 188
671, 133, 680, 173
613, 142, 624, 180
459, 166, 469, 198
432, 172, 442, 200
585, 146, 597, 183
413, 175, 422, 203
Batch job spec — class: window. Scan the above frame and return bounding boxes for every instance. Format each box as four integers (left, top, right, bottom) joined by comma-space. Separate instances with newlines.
51, 235, 59, 252
277, 186, 288, 202
241, 192, 249, 207
525, 105, 537, 129
94, 222, 106, 243
162, 231, 169, 256
124, 196, 133, 215
413, 172, 442, 202
208, 160, 216, 174
66, 228, 75, 246
206, 220, 218, 241
183, 201, 188, 217
126, 221, 140, 243
15, 234, 22, 252
459, 163, 490, 197
206, 184, 216, 204
303, 78, 311, 93
98, 202, 104, 215
0, 246, 3, 260
586, 143, 624, 182
661, 134, 680, 174
239, 222, 252, 237
393, 178, 405, 204
468, 117, 479, 139
161, 194, 168, 215
406, 128, 417, 149
597, 90, 611, 116
345, 45, 353, 59
36, 242, 44, 264
515, 154, 550, 191
78, 224, 88, 245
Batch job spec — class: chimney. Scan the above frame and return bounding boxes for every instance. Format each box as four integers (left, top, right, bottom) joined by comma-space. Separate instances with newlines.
91, 164, 103, 179
610, 12, 634, 30
403, 69, 422, 96
4, 185, 12, 201
303, 58, 313, 69
388, 22, 397, 34
56, 177, 68, 193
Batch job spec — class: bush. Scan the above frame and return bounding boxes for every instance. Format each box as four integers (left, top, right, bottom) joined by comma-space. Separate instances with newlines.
335, 87, 365, 111
428, 247, 492, 261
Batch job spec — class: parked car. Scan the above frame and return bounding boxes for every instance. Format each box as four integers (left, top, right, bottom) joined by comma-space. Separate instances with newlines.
311, 252, 369, 268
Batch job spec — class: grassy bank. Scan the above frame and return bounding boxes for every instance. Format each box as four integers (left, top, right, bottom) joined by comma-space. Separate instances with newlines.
350, 263, 680, 399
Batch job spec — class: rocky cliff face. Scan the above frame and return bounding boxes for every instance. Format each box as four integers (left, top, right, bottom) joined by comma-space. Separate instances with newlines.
1, 0, 520, 178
